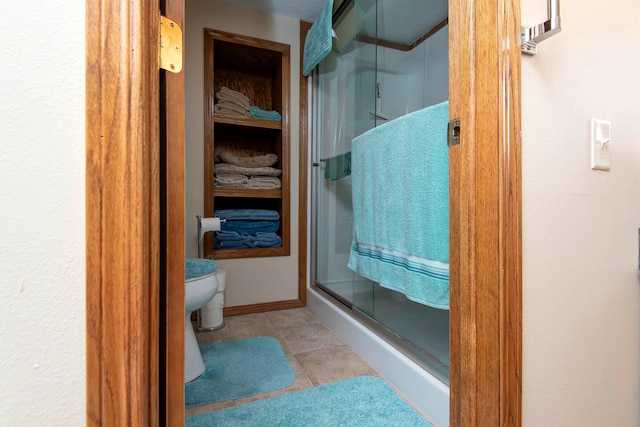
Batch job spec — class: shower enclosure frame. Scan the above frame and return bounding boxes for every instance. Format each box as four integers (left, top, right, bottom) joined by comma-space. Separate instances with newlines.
298, 0, 523, 424
84, 0, 521, 426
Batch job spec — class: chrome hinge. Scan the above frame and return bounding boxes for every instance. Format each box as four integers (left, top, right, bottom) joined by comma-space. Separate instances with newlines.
159, 14, 182, 73
448, 118, 460, 147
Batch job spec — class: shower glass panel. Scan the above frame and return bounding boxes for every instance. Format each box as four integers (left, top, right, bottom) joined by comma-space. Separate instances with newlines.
311, 0, 450, 382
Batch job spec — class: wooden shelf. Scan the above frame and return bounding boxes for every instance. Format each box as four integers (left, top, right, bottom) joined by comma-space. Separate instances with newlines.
208, 246, 289, 260
204, 28, 290, 260
214, 114, 282, 130
213, 188, 282, 198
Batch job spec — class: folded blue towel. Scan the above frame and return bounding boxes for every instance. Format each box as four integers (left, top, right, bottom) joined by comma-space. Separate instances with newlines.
302, 0, 334, 76
214, 230, 282, 249
214, 230, 245, 242
214, 239, 249, 249
222, 219, 280, 235
249, 106, 282, 121
246, 232, 282, 248
324, 152, 351, 180
348, 101, 450, 310
215, 209, 280, 221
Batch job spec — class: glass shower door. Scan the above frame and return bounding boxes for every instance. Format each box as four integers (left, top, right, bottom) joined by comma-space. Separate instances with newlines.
312, 28, 377, 306
311, 0, 450, 383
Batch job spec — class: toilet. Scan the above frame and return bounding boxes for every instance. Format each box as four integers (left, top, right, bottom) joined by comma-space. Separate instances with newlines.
184, 258, 219, 383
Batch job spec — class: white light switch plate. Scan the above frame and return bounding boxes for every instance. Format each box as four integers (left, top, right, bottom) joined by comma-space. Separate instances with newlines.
591, 118, 611, 171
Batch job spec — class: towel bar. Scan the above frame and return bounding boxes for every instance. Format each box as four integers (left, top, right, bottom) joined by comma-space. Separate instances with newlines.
521, 0, 562, 55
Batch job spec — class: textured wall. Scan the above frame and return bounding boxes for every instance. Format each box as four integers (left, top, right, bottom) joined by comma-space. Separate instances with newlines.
0, 1, 86, 424
521, 0, 640, 425
185, 0, 301, 306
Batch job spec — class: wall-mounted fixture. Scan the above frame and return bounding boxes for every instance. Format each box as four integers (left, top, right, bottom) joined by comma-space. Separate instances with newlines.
590, 118, 612, 171
521, 0, 562, 55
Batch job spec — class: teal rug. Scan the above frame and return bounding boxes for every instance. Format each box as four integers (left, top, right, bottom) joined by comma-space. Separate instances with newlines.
186, 376, 432, 426
185, 336, 295, 407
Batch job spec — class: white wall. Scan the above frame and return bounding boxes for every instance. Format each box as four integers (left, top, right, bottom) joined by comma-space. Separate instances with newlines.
0, 1, 86, 425
521, 0, 640, 425
185, 0, 301, 306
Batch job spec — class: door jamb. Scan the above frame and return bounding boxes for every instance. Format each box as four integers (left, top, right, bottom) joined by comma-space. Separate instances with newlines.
448, 0, 522, 425
86, 0, 522, 424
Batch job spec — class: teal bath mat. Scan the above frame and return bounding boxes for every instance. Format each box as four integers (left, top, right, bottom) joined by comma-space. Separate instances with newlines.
185, 336, 295, 407
186, 376, 432, 426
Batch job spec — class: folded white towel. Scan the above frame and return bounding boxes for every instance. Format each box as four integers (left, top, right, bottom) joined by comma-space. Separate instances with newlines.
219, 86, 250, 104
214, 103, 250, 117
216, 93, 251, 111
214, 162, 282, 177
246, 176, 282, 189
218, 152, 278, 168
214, 173, 249, 188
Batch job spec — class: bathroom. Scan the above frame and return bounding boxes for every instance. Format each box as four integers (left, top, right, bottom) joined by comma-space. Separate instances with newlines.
184, 0, 449, 425
6, 0, 640, 425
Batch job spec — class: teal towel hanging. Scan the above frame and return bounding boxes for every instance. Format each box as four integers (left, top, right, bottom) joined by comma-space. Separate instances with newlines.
348, 101, 450, 310
303, 0, 334, 76
324, 152, 351, 180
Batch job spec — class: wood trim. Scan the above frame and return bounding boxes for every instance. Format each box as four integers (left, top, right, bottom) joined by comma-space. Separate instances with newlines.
498, 1, 523, 424
86, 0, 160, 425
355, 18, 448, 52
224, 299, 305, 317
214, 114, 283, 129
449, 0, 522, 425
298, 21, 312, 308
162, 0, 186, 425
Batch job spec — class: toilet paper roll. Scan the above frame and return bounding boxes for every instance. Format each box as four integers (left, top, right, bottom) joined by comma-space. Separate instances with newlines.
199, 217, 221, 239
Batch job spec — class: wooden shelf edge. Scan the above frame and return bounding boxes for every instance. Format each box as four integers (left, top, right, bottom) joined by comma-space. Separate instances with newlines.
214, 114, 282, 130
209, 246, 290, 260
213, 188, 282, 198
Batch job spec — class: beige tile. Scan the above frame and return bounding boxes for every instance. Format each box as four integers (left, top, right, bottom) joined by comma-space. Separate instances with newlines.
277, 323, 344, 355
295, 345, 378, 386
216, 312, 278, 341
265, 307, 323, 330
193, 321, 225, 345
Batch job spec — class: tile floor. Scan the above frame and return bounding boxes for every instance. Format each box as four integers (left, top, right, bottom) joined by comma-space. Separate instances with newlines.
185, 307, 381, 418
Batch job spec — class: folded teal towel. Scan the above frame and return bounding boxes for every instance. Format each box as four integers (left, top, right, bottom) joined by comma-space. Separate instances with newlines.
249, 106, 282, 121
215, 209, 280, 221
302, 0, 334, 76
324, 152, 351, 180
348, 101, 450, 309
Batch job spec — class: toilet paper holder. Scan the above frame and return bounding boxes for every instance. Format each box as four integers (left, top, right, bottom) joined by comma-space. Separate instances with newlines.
196, 215, 226, 258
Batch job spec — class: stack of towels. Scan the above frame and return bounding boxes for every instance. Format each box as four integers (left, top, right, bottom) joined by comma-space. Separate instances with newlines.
249, 106, 281, 121
214, 87, 251, 117
214, 152, 282, 190
214, 209, 282, 249
214, 86, 281, 121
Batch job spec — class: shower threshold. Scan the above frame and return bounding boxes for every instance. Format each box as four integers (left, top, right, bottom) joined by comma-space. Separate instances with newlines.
313, 282, 450, 385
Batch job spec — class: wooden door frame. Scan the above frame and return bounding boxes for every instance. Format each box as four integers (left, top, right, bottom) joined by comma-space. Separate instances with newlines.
86, 0, 521, 425
86, 0, 185, 425
448, 0, 522, 425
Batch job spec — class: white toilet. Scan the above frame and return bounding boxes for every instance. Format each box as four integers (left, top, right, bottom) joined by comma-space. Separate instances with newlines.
184, 258, 219, 383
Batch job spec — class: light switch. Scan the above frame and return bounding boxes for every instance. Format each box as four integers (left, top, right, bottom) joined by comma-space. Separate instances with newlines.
591, 118, 611, 171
